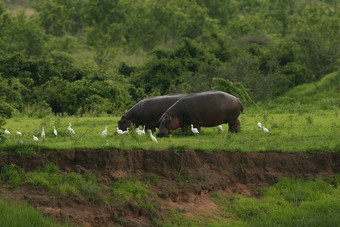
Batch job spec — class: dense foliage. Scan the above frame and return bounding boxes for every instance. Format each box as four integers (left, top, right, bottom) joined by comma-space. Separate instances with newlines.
0, 0, 339, 117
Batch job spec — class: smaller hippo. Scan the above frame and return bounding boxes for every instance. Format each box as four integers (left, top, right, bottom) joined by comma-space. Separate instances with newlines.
118, 94, 185, 132
157, 91, 243, 137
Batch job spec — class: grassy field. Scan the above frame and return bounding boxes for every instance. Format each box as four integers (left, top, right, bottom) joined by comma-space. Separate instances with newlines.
0, 104, 339, 153
1, 71, 339, 153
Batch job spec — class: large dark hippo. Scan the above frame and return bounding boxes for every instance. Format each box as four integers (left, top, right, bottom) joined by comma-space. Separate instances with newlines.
157, 91, 243, 137
117, 94, 185, 132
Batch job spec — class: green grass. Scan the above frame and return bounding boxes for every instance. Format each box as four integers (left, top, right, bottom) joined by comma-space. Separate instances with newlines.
1, 71, 339, 153
27, 164, 105, 203
164, 175, 340, 227
1, 163, 105, 204
285, 71, 340, 103
216, 176, 340, 227
0, 199, 73, 227
112, 176, 155, 211
0, 105, 338, 153
0, 164, 25, 188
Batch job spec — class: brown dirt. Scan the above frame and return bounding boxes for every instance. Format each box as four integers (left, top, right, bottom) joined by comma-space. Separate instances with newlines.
0, 149, 339, 226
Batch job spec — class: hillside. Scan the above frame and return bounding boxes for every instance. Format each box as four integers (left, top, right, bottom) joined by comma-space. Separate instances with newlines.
284, 71, 340, 103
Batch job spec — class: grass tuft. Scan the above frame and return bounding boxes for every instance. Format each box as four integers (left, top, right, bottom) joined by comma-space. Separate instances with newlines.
0, 199, 73, 227
0, 164, 25, 188
112, 176, 155, 211
24, 163, 105, 203
210, 175, 340, 226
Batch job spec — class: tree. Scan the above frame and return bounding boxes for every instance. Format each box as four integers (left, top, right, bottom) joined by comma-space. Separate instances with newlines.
0, 10, 46, 57
33, 0, 83, 36
213, 77, 254, 105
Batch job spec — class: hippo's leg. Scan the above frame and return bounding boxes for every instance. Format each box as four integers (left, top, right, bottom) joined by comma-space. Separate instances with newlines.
198, 126, 202, 135
227, 119, 237, 133
235, 119, 241, 133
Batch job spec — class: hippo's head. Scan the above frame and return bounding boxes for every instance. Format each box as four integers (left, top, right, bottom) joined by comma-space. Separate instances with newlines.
117, 116, 132, 131
157, 113, 180, 137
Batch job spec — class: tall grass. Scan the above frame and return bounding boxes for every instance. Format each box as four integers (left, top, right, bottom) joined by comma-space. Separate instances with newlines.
0, 163, 105, 204
284, 71, 340, 103
227, 176, 340, 226
0, 164, 25, 188
112, 176, 155, 211
0, 199, 73, 227
165, 175, 340, 226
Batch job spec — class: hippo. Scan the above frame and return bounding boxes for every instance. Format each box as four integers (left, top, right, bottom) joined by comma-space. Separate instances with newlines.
157, 91, 243, 137
117, 94, 185, 132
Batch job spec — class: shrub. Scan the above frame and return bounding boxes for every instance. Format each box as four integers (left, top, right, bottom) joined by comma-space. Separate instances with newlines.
0, 199, 73, 227
112, 177, 154, 211
0, 117, 6, 143
213, 77, 255, 105
0, 101, 13, 118
26, 164, 63, 191
0, 164, 25, 188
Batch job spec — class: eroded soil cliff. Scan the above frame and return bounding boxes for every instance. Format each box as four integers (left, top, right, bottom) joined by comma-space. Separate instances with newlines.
1, 150, 339, 226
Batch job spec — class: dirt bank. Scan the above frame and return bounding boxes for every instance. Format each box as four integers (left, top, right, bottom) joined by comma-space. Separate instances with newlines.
1, 150, 339, 226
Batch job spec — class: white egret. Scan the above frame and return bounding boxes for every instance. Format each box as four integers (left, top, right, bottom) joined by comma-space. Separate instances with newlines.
149, 130, 158, 143
217, 125, 223, 132
33, 136, 39, 141
16, 131, 22, 136
41, 127, 45, 138
257, 122, 262, 128
4, 129, 10, 135
263, 127, 270, 133
53, 126, 58, 136
191, 124, 199, 135
68, 123, 75, 134
116, 127, 125, 135
136, 125, 145, 136
101, 126, 108, 138
116, 126, 129, 135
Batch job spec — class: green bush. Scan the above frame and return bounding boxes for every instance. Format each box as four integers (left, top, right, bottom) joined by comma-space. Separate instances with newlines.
26, 164, 105, 203
0, 199, 73, 227
27, 164, 63, 190
130, 38, 220, 97
0, 164, 25, 188
213, 77, 254, 105
0, 101, 13, 118
0, 0, 339, 114
0, 117, 5, 142
112, 177, 154, 211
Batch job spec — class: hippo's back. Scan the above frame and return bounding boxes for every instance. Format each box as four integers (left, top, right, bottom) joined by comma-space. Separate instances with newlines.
171, 91, 242, 127
130, 94, 185, 124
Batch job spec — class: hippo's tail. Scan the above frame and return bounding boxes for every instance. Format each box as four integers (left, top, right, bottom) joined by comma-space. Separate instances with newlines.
241, 103, 244, 113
